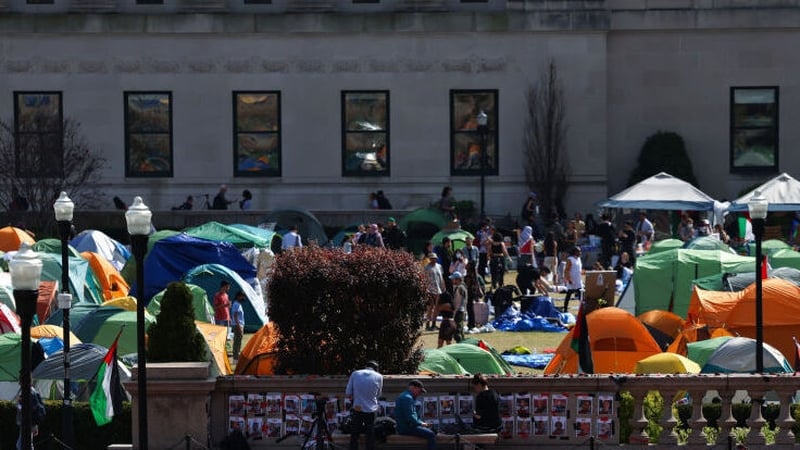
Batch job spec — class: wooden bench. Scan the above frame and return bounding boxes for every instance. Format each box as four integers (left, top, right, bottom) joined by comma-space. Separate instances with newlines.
331, 432, 499, 449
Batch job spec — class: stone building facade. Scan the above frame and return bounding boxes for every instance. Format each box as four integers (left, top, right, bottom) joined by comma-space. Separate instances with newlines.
0, 0, 796, 216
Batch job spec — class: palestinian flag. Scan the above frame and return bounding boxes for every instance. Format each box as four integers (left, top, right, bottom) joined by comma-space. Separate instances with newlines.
570, 302, 594, 374
89, 334, 124, 426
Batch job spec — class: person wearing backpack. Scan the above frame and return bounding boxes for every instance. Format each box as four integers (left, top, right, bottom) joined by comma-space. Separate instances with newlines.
16, 379, 45, 450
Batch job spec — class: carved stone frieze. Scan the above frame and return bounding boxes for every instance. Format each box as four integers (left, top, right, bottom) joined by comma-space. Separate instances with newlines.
441, 59, 473, 73
78, 60, 109, 73
40, 59, 72, 73
114, 59, 143, 73
5, 59, 33, 73
401, 59, 434, 72
261, 60, 289, 73
368, 59, 399, 72
331, 59, 361, 73
187, 60, 216, 73
476, 57, 507, 73
225, 59, 255, 73
293, 59, 325, 72
148, 59, 181, 73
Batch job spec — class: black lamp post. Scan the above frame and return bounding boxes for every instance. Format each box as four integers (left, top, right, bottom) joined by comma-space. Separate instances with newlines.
11, 244, 43, 450
54, 191, 74, 449
126, 196, 151, 450
748, 190, 768, 373
476, 110, 489, 219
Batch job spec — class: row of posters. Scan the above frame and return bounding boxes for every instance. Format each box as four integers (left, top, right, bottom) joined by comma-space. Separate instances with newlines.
227, 392, 615, 440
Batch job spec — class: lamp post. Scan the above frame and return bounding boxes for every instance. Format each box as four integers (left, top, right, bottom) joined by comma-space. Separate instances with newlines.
54, 191, 74, 449
11, 244, 43, 450
748, 190, 768, 373
476, 110, 489, 219
126, 196, 151, 450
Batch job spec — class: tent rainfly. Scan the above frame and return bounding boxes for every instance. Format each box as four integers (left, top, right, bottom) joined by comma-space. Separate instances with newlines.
597, 172, 716, 211
728, 172, 800, 212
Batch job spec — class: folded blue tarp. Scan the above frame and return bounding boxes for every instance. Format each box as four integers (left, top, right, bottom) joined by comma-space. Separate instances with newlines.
491, 296, 571, 332
502, 353, 555, 369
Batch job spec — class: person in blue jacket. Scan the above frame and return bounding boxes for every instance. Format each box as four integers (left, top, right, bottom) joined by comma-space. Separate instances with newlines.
394, 380, 436, 450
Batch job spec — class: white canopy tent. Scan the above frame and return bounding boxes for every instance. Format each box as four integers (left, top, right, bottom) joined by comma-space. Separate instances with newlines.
728, 172, 800, 212
597, 172, 716, 211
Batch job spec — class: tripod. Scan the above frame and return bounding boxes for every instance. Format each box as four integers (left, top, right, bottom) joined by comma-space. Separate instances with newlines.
277, 397, 334, 450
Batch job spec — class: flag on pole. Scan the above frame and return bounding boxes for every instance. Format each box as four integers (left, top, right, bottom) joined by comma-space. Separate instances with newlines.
570, 302, 594, 374
89, 332, 125, 426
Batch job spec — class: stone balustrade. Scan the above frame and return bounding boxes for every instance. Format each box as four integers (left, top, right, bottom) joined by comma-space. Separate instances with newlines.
126, 367, 800, 450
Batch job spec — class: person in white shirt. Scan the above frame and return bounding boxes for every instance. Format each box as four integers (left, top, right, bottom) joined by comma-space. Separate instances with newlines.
635, 211, 655, 243
563, 247, 584, 313
345, 361, 383, 450
281, 224, 303, 251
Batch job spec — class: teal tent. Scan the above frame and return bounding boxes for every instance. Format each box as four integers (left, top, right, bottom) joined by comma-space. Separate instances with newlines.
418, 348, 469, 375
766, 248, 800, 270
701, 337, 792, 374
686, 336, 733, 369
185, 221, 275, 249
39, 253, 104, 305
633, 249, 754, 317
32, 238, 81, 257
762, 239, 792, 253
62, 304, 155, 357
183, 264, 267, 333
682, 237, 735, 253
148, 283, 214, 323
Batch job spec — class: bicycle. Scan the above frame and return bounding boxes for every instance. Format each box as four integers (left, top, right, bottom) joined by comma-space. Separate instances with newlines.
276, 395, 339, 450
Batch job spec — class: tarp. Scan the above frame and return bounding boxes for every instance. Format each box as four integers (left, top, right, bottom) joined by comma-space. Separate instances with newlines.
235, 322, 278, 375
0, 226, 35, 252
633, 249, 754, 317
686, 336, 733, 369
183, 264, 267, 333
70, 229, 131, 271
31, 342, 131, 381
261, 208, 328, 247
81, 251, 130, 301
687, 279, 800, 360
634, 353, 701, 374
32, 238, 81, 257
195, 321, 232, 376
544, 307, 662, 374
185, 221, 275, 249
728, 172, 800, 212
147, 283, 214, 323
702, 336, 792, 373
597, 172, 716, 211
120, 229, 181, 288
418, 348, 469, 375
141, 233, 256, 303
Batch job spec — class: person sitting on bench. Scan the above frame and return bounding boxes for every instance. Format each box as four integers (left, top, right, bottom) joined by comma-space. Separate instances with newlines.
394, 380, 436, 450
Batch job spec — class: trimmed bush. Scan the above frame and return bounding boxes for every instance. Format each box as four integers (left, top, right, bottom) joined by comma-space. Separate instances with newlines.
269, 246, 427, 375
147, 281, 206, 362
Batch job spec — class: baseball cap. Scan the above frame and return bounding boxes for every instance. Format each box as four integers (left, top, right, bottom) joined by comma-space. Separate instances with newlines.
388, 217, 396, 223
449, 272, 464, 280
366, 360, 379, 371
409, 379, 427, 393
427, 252, 438, 260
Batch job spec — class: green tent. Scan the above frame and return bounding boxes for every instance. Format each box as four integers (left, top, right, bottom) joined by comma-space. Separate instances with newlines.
148, 283, 214, 323
418, 348, 469, 375
430, 229, 474, 251
0, 333, 22, 381
438, 341, 515, 376
32, 238, 81, 257
763, 239, 792, 253
185, 221, 275, 249
765, 248, 800, 270
633, 249, 754, 317
62, 304, 155, 357
398, 208, 449, 255
686, 336, 733, 369
648, 239, 684, 255
120, 229, 180, 286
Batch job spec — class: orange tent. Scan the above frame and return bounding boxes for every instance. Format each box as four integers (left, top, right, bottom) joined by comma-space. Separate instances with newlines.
544, 307, 663, 374
235, 322, 278, 375
0, 226, 35, 252
637, 310, 685, 339
81, 251, 130, 300
688, 279, 800, 360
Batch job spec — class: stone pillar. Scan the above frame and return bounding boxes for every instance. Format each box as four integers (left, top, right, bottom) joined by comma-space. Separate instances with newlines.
125, 362, 216, 450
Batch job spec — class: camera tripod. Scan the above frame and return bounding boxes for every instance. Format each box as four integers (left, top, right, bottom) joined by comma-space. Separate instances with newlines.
276, 396, 336, 450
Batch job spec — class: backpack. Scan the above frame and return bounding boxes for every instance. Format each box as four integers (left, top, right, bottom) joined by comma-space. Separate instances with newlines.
32, 391, 46, 425
373, 417, 396, 443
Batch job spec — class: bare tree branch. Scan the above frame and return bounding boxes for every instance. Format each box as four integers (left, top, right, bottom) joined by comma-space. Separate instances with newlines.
523, 60, 570, 218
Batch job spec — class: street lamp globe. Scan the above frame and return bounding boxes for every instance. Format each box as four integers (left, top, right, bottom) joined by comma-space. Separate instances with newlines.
10, 244, 43, 290
54, 191, 74, 223
748, 190, 768, 220
126, 196, 152, 235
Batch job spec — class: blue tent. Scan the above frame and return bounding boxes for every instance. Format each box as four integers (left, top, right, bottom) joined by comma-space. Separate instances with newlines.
183, 264, 267, 333
138, 234, 256, 304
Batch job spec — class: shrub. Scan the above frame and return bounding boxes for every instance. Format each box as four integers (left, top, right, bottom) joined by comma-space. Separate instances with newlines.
269, 246, 427, 374
147, 282, 206, 362
628, 131, 699, 187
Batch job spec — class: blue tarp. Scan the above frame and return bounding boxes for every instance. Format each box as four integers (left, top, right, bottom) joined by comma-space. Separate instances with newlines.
501, 353, 555, 369
491, 297, 571, 332
138, 233, 257, 303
